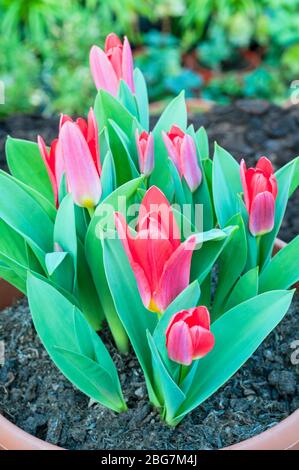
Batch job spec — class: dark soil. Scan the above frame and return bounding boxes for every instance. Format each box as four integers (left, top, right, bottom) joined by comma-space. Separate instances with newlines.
0, 101, 298, 449
1, 100, 298, 241
0, 296, 298, 450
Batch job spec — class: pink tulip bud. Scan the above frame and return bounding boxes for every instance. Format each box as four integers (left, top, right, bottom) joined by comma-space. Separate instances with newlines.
59, 122, 102, 208
114, 186, 196, 313
90, 33, 135, 96
166, 307, 215, 366
38, 109, 101, 209
240, 157, 278, 236
162, 125, 202, 192
135, 129, 154, 176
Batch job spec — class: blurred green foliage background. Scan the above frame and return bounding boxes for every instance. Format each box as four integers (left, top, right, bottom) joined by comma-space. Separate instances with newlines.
1, 0, 299, 116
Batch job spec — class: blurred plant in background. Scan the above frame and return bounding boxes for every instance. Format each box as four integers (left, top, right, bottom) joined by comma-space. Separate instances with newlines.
1, 0, 299, 117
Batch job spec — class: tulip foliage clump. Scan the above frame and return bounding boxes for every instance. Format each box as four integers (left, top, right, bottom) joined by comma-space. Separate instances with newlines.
1, 33, 299, 425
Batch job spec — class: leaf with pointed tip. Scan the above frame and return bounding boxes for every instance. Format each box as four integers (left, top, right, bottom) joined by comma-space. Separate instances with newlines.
213, 144, 242, 228
172, 289, 294, 425
27, 273, 126, 413
0, 170, 54, 268
45, 252, 74, 293
118, 79, 138, 118
196, 126, 209, 160
6, 137, 54, 204
150, 92, 187, 199
103, 235, 159, 406
259, 235, 299, 292
212, 213, 247, 320
224, 267, 258, 312
134, 68, 149, 130
147, 331, 186, 421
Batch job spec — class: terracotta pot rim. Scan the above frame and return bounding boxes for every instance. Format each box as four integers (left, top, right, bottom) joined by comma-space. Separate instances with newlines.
0, 238, 298, 450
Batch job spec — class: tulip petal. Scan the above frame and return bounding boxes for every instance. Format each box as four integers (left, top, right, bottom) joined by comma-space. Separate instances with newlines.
186, 306, 210, 330
54, 139, 65, 190
122, 36, 135, 93
108, 45, 123, 80
256, 156, 274, 177
59, 122, 101, 208
166, 320, 193, 366
162, 131, 181, 174
249, 191, 275, 236
189, 325, 215, 359
37, 135, 58, 205
76, 117, 88, 139
168, 125, 185, 139
138, 186, 181, 250
105, 33, 122, 51
87, 107, 101, 174
114, 212, 151, 308
240, 159, 250, 211
132, 221, 174, 295
156, 235, 196, 311
181, 134, 202, 192
89, 45, 118, 96
59, 114, 72, 130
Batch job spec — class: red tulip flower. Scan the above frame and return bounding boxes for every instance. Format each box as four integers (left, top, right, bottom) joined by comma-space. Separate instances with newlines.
162, 125, 202, 192
135, 129, 154, 176
38, 108, 101, 208
90, 33, 135, 96
114, 186, 196, 313
166, 307, 215, 366
240, 157, 278, 236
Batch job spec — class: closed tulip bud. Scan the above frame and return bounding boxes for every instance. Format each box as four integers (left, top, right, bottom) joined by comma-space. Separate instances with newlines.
59, 122, 102, 208
162, 125, 202, 192
166, 307, 215, 366
90, 33, 135, 96
38, 108, 101, 209
135, 129, 154, 176
240, 157, 278, 236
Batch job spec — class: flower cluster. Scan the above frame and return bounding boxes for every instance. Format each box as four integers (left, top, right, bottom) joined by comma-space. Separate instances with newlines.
1, 33, 298, 425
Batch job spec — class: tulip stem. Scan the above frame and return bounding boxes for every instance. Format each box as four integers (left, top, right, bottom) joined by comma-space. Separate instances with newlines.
256, 235, 262, 267
178, 364, 189, 385
87, 207, 95, 219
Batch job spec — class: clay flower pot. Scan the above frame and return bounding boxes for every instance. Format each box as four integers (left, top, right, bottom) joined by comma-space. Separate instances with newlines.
0, 239, 298, 450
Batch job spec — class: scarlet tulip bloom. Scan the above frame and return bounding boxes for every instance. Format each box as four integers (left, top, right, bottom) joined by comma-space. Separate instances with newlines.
90, 33, 135, 96
38, 108, 101, 208
240, 157, 278, 236
162, 125, 202, 192
59, 121, 102, 208
135, 129, 154, 176
166, 307, 215, 366
114, 186, 196, 313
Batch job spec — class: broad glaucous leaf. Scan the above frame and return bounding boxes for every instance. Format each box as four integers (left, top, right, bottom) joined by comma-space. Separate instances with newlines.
212, 143, 242, 228
212, 213, 247, 320
27, 273, 126, 412
118, 79, 138, 119
6, 137, 54, 204
0, 170, 54, 268
103, 235, 159, 406
150, 91, 187, 199
134, 68, 149, 130
171, 289, 294, 425
259, 235, 299, 292
224, 267, 259, 312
